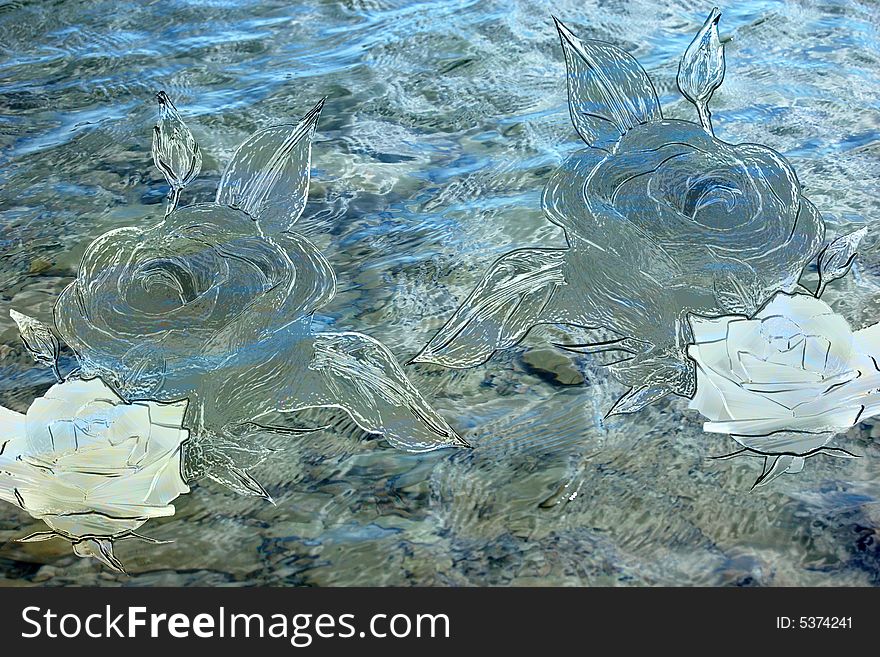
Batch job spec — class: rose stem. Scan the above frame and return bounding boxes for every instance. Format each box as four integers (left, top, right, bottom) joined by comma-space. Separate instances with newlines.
164, 186, 181, 218
697, 100, 714, 136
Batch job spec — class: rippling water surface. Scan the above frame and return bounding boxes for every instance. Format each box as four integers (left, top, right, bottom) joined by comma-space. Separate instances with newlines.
1, 0, 880, 586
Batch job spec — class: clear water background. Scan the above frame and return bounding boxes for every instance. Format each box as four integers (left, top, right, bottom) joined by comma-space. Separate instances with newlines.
1, 0, 879, 586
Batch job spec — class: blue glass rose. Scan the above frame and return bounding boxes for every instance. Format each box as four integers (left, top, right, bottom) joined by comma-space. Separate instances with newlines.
415, 14, 825, 414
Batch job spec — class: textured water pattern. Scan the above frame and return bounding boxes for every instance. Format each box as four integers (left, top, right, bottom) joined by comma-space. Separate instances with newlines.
1, 0, 880, 586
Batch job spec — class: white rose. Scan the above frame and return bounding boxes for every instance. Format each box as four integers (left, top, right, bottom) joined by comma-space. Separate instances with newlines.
0, 377, 190, 570
687, 292, 880, 484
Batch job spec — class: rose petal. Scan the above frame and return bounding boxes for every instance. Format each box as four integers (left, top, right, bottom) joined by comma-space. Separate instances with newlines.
689, 355, 792, 422
76, 402, 151, 448
758, 315, 804, 355
25, 396, 71, 454
854, 322, 880, 356
804, 317, 853, 375
688, 335, 734, 377
139, 398, 187, 430
736, 351, 825, 384
50, 438, 138, 474
792, 369, 880, 416
756, 291, 831, 322
688, 313, 741, 343
710, 377, 792, 422
756, 334, 807, 370
725, 318, 774, 380
45, 419, 79, 453
88, 448, 187, 510
0, 405, 26, 435
0, 406, 27, 509
688, 360, 735, 421
144, 454, 190, 504
740, 368, 857, 410
704, 403, 863, 435
754, 293, 854, 372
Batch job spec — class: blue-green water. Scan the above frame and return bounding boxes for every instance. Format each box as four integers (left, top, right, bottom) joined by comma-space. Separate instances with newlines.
1, 0, 880, 585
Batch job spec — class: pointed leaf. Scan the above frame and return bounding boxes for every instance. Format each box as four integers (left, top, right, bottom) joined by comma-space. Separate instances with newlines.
554, 17, 662, 149
9, 309, 61, 380
224, 466, 274, 503
552, 336, 640, 356
304, 331, 469, 452
751, 455, 796, 489
816, 446, 859, 459
187, 426, 276, 494
151, 91, 202, 190
199, 329, 468, 463
816, 226, 867, 297
677, 8, 725, 106
605, 384, 670, 417
216, 98, 324, 233
17, 531, 60, 543
72, 538, 126, 573
412, 248, 568, 368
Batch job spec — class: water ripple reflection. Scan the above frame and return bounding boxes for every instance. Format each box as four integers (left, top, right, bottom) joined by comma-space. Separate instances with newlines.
1, 0, 879, 585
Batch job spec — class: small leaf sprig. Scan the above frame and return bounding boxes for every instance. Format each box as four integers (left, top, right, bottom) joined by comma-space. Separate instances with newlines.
677, 7, 725, 135
9, 309, 61, 381
151, 91, 202, 217
815, 226, 868, 298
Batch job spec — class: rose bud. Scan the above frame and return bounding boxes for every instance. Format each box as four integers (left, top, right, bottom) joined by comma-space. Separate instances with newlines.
151, 91, 202, 212
9, 309, 61, 382
677, 7, 725, 133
